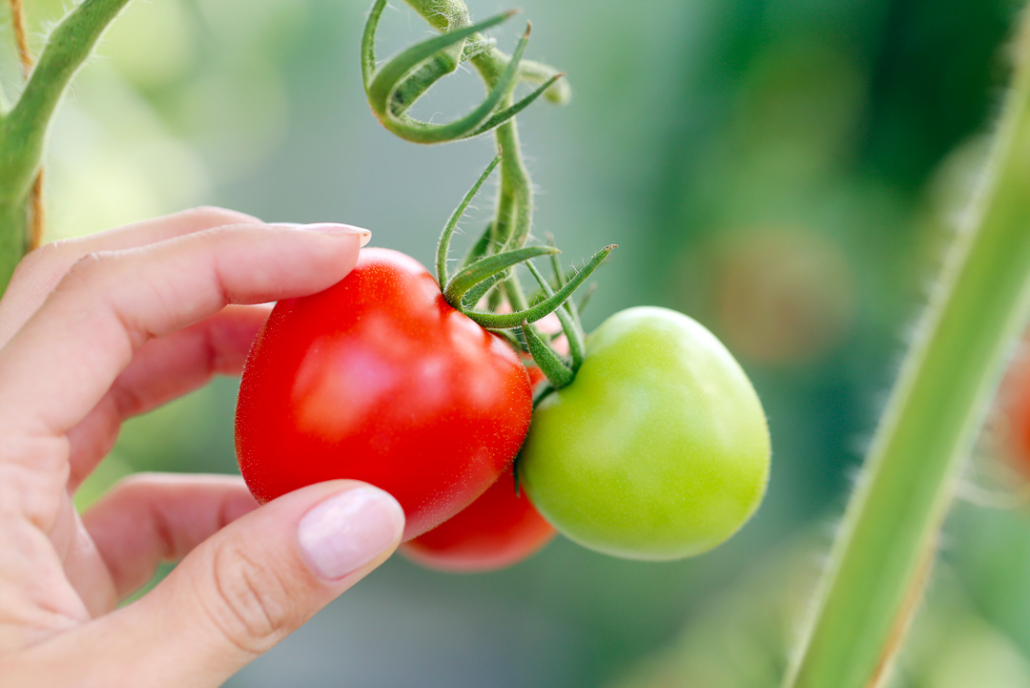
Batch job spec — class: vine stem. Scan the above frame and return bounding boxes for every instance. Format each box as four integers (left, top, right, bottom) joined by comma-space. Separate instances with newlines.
10, 0, 33, 78
784, 8, 1030, 688
400, 0, 535, 311
7, 0, 45, 251
0, 0, 132, 290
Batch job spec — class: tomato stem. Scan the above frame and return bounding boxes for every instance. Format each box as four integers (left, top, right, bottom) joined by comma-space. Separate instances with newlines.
0, 0, 135, 292
784, 9, 1030, 687
368, 0, 613, 381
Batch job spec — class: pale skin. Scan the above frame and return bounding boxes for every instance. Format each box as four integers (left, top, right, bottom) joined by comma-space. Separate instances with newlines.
0, 208, 406, 687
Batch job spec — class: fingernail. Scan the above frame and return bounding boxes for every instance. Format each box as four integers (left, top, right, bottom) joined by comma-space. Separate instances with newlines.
297, 487, 404, 580
273, 222, 372, 247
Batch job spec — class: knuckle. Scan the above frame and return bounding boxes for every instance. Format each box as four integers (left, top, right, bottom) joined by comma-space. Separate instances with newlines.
200, 543, 299, 655
60, 251, 114, 289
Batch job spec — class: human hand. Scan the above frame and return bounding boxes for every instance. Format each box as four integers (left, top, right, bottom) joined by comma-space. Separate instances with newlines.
0, 208, 405, 687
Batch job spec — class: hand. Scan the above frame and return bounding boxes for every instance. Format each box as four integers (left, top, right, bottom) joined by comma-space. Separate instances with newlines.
0, 208, 406, 687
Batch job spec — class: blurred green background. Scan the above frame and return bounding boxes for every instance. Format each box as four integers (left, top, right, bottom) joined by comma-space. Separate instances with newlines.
3, 0, 1030, 685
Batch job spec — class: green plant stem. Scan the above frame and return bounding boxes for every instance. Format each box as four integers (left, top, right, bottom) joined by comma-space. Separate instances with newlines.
785, 12, 1030, 688
0, 201, 27, 285
0, 0, 132, 290
401, 0, 534, 310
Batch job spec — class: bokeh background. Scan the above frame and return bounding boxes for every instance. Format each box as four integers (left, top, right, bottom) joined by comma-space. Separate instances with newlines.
3, 0, 1030, 685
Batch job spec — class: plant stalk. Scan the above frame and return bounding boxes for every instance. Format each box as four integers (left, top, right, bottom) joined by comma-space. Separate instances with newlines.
401, 0, 535, 311
1, 0, 132, 290
784, 10, 1030, 688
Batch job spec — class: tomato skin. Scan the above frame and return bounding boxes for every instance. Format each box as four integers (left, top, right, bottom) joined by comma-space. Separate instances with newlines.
519, 306, 770, 561
401, 464, 556, 571
1001, 350, 1030, 476
235, 248, 533, 540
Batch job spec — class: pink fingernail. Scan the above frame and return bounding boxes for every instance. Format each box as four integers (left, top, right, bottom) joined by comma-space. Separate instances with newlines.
306, 223, 372, 247
297, 487, 404, 580
272, 222, 372, 246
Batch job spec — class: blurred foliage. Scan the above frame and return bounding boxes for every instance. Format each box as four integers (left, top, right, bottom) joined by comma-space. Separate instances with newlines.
3, 0, 1029, 685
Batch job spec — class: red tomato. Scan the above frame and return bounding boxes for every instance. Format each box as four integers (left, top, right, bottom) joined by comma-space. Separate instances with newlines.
235, 248, 533, 539
402, 463, 555, 571
1001, 348, 1030, 476
401, 355, 558, 571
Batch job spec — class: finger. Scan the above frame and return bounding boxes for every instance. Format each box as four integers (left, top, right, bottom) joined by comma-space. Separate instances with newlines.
45, 482, 404, 688
0, 222, 369, 442
64, 305, 271, 489
81, 474, 259, 602
0, 207, 263, 347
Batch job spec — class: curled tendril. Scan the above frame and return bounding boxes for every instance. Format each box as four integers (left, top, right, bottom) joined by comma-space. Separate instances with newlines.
361, 0, 565, 144
364, 0, 612, 390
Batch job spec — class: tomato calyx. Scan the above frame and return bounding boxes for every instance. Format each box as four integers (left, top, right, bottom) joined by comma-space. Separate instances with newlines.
431, 157, 615, 388
361, 0, 614, 392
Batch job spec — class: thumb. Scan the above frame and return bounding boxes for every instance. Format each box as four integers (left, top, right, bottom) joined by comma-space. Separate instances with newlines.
89, 480, 404, 687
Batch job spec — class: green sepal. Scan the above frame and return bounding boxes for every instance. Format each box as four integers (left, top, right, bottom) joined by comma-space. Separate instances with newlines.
461, 244, 615, 329
522, 320, 574, 389
462, 74, 564, 139
462, 272, 505, 309
444, 245, 558, 306
436, 154, 501, 286
526, 261, 585, 370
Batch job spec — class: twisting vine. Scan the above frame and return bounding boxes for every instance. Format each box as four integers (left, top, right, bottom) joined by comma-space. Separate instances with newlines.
784, 8, 1030, 687
6, 0, 45, 252
1, 0, 133, 290
361, 0, 613, 390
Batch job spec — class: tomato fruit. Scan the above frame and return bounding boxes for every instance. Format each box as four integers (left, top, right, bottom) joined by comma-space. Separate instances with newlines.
1000, 346, 1030, 476
399, 320, 560, 571
518, 306, 771, 560
235, 248, 534, 539
401, 463, 556, 571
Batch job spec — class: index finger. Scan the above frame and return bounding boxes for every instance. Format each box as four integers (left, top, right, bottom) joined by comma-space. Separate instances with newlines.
0, 207, 263, 347
0, 222, 369, 440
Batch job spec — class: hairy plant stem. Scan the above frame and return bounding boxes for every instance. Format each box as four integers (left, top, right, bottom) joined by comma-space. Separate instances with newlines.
785, 10, 1030, 688
0, 0, 132, 290
10, 0, 47, 253
0, 201, 27, 285
401, 0, 534, 311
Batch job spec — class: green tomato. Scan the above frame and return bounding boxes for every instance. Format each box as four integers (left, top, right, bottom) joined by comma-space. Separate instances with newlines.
519, 306, 770, 561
